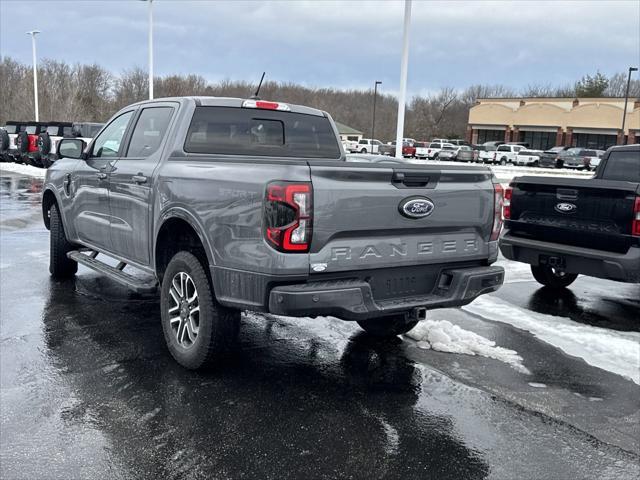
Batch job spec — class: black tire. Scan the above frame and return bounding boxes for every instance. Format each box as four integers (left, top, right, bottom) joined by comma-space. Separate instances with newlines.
357, 314, 419, 338
530, 265, 577, 289
37, 132, 51, 155
41, 156, 53, 168
16, 131, 28, 154
49, 204, 78, 278
0, 129, 9, 153
499, 158, 507, 165
360, 148, 367, 154
160, 251, 240, 370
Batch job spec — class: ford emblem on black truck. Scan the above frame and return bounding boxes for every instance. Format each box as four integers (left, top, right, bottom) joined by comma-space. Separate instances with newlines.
554, 202, 577, 214
399, 196, 435, 218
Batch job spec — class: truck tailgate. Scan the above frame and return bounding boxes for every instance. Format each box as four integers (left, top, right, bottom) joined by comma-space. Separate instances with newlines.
508, 176, 640, 253
308, 163, 496, 273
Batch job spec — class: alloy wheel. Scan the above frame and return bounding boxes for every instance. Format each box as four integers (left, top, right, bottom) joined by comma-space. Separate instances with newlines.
168, 271, 200, 349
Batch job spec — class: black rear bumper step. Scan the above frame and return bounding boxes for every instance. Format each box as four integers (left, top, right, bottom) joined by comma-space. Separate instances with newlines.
67, 251, 158, 293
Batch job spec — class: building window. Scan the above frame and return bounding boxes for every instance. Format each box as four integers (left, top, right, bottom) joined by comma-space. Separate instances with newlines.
519, 131, 557, 150
572, 133, 617, 150
476, 129, 504, 143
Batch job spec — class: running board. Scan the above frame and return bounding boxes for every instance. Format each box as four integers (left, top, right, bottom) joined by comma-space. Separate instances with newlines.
67, 251, 158, 293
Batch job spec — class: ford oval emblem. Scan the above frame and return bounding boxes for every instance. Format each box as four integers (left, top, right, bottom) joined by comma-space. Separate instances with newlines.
555, 202, 577, 214
399, 196, 435, 219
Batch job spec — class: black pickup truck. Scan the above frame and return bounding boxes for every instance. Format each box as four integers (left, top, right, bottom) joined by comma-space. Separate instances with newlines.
499, 144, 640, 288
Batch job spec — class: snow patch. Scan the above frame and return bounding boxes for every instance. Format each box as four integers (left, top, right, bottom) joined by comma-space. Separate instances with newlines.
464, 296, 640, 384
406, 319, 530, 374
0, 163, 47, 178
528, 382, 547, 388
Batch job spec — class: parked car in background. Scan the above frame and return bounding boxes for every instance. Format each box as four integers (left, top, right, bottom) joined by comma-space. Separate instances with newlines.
44, 95, 504, 369
0, 121, 27, 162
426, 141, 455, 159
342, 139, 359, 153
454, 145, 478, 162
515, 149, 543, 167
432, 138, 449, 143
588, 151, 606, 171
16, 123, 50, 166
414, 141, 429, 159
437, 145, 458, 160
356, 138, 383, 154
37, 122, 104, 167
538, 146, 570, 168
556, 147, 605, 170
379, 141, 416, 157
500, 144, 640, 288
493, 144, 525, 165
448, 139, 471, 147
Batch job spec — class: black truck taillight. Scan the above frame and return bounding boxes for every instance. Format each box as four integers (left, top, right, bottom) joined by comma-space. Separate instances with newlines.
633, 197, 640, 237
264, 182, 312, 252
490, 183, 504, 241
503, 186, 512, 220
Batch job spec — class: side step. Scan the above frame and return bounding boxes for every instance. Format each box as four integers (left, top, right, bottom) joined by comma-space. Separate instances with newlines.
67, 250, 158, 293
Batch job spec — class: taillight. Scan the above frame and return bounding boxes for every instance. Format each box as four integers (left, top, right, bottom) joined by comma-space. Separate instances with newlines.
264, 182, 312, 252
242, 99, 290, 111
491, 183, 504, 241
503, 186, 512, 220
632, 197, 640, 237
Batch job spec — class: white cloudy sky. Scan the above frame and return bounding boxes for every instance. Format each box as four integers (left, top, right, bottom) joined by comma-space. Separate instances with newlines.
1, 0, 639, 95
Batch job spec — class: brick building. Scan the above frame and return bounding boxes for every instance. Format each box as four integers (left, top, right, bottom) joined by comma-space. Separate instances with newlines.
466, 97, 640, 150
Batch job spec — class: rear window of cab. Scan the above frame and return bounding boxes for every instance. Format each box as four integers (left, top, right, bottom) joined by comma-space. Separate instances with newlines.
184, 106, 341, 159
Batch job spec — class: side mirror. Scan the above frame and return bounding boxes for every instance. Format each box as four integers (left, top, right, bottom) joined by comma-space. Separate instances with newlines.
58, 138, 86, 159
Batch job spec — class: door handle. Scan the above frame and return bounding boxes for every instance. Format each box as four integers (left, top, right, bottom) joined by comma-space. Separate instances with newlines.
96, 172, 107, 180
132, 175, 148, 184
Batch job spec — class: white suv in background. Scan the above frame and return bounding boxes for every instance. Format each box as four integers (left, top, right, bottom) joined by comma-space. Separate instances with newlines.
426, 141, 455, 159
356, 138, 383, 154
493, 144, 525, 165
515, 149, 543, 166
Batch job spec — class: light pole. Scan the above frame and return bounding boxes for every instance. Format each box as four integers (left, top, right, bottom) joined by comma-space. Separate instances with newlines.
140, 0, 154, 99
26, 30, 40, 121
371, 80, 382, 147
621, 66, 638, 145
395, 0, 412, 158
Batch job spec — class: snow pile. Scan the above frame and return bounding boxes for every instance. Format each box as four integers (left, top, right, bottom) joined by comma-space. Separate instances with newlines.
0, 163, 46, 178
406, 319, 530, 374
464, 296, 640, 384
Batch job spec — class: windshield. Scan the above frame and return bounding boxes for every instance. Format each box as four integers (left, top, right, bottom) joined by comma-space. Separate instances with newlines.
26, 126, 37, 134
3, 125, 18, 134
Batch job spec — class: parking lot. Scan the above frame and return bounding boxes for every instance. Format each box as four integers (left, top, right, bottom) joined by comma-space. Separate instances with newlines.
1, 169, 638, 479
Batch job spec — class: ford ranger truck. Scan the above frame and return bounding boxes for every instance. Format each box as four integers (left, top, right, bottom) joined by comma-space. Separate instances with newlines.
500, 144, 640, 289
42, 97, 505, 370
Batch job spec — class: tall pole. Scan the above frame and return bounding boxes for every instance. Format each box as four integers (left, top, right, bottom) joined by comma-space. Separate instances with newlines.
371, 80, 381, 147
621, 66, 638, 145
26, 30, 40, 121
148, 0, 154, 99
395, 0, 411, 158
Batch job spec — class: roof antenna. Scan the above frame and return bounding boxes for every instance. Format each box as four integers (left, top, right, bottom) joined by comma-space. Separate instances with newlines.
250, 72, 266, 100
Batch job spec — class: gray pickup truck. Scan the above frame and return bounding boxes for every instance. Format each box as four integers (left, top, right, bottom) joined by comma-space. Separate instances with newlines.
42, 96, 504, 369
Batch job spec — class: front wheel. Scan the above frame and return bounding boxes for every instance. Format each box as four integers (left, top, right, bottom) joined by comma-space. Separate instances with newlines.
160, 251, 240, 370
360, 148, 367, 154
357, 314, 419, 338
530, 265, 577, 289
49, 204, 78, 278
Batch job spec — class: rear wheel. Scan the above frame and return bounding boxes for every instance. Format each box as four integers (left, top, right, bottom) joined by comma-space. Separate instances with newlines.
360, 148, 367, 154
531, 265, 577, 289
49, 204, 78, 278
357, 314, 419, 338
160, 251, 240, 370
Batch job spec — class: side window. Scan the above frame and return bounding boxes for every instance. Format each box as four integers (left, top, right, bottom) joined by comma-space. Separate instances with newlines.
91, 111, 133, 158
126, 107, 174, 158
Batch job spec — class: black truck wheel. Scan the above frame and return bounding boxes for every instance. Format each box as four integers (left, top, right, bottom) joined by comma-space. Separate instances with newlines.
530, 265, 577, 289
0, 129, 9, 154
49, 204, 78, 278
37, 132, 51, 155
357, 314, 419, 338
160, 251, 240, 370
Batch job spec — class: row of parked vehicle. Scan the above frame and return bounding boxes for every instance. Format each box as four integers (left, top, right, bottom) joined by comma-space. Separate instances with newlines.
343, 137, 606, 170
0, 120, 103, 168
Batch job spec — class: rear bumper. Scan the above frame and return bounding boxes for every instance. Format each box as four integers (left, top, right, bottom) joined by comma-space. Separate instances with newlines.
500, 231, 640, 283
268, 265, 504, 320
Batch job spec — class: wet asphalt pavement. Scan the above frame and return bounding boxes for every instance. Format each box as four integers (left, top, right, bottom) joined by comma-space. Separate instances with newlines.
1, 172, 639, 480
